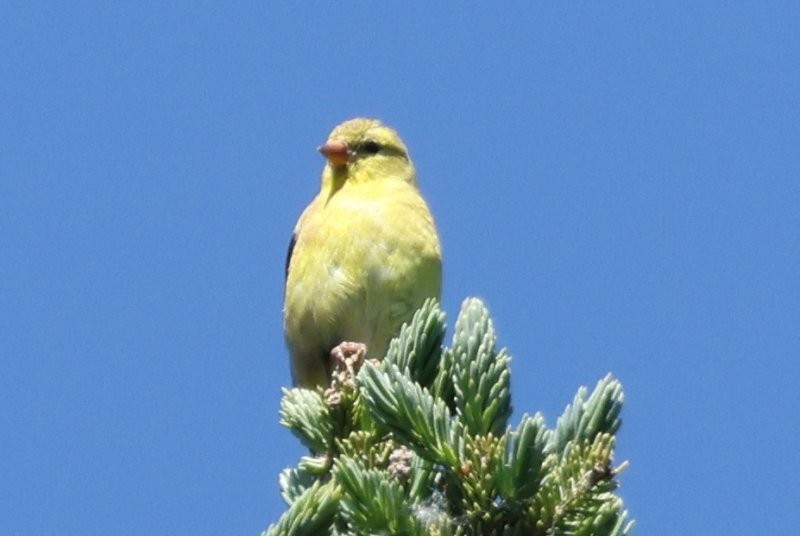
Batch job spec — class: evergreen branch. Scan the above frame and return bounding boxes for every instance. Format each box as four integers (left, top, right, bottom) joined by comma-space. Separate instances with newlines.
451, 298, 512, 437
263, 480, 340, 536
267, 299, 632, 535
335, 456, 424, 535
279, 387, 333, 453
535, 433, 628, 535
552, 374, 623, 456
359, 360, 463, 467
278, 467, 317, 505
383, 297, 447, 389
498, 413, 550, 501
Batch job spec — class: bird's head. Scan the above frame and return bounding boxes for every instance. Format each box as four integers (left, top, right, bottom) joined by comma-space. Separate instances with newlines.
318, 118, 417, 190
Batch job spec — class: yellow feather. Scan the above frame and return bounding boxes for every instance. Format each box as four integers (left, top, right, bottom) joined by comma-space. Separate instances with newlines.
283, 118, 442, 387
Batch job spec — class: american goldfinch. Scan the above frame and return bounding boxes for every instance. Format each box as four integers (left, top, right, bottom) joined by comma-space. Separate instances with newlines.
283, 118, 442, 388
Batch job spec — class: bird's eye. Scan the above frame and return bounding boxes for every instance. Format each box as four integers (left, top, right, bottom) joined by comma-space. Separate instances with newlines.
359, 141, 381, 155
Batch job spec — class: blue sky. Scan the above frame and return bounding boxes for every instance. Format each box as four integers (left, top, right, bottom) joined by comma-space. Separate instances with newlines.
2, 3, 798, 534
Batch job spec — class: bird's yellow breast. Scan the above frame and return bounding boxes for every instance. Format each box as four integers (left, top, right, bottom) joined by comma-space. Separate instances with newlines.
284, 177, 441, 385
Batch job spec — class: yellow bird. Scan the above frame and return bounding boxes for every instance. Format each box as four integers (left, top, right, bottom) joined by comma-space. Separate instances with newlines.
283, 118, 442, 388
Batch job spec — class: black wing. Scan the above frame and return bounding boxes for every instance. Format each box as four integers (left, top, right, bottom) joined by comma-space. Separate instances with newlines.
285, 232, 297, 282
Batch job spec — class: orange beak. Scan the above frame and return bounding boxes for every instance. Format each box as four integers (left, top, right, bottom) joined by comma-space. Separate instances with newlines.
318, 139, 350, 167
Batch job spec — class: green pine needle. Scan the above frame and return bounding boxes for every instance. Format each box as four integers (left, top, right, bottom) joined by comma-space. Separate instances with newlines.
451, 298, 512, 436
279, 387, 333, 453
383, 297, 446, 389
359, 361, 463, 467
335, 456, 423, 535
499, 412, 549, 501
552, 374, 624, 456
264, 480, 340, 536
